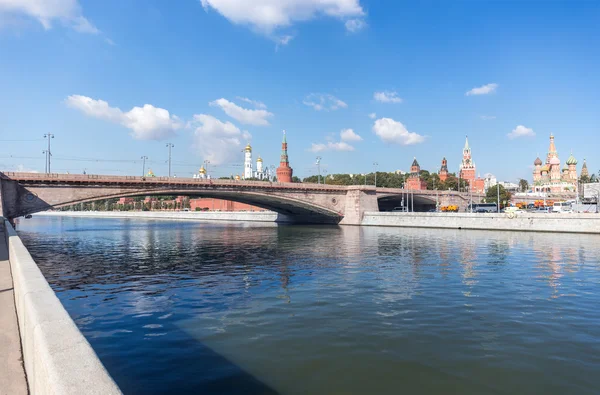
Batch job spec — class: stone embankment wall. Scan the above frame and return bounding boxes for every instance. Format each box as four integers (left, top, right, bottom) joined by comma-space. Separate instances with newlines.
362, 212, 600, 234
3, 219, 122, 394
38, 210, 281, 222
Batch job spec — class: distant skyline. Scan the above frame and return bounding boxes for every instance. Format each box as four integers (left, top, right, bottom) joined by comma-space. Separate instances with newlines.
0, 0, 598, 182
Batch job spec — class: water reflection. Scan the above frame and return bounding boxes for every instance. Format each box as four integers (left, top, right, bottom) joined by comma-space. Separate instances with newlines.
16, 216, 600, 395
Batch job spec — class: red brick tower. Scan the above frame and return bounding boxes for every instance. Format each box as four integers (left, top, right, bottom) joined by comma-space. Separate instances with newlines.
276, 130, 293, 183
439, 157, 448, 182
406, 157, 427, 190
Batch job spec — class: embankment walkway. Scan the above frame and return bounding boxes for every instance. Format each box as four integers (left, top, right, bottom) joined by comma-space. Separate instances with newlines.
0, 223, 28, 395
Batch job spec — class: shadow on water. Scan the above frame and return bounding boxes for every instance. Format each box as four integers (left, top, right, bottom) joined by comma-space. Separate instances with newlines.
92, 323, 279, 395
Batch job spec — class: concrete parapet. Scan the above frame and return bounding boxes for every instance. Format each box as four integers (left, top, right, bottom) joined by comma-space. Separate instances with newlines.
3, 219, 121, 395
361, 212, 600, 234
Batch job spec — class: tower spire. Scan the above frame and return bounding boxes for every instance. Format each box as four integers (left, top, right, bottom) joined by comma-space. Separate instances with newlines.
464, 135, 469, 150
276, 129, 293, 182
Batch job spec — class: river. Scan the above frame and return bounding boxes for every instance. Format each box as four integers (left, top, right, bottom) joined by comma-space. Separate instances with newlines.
16, 216, 600, 395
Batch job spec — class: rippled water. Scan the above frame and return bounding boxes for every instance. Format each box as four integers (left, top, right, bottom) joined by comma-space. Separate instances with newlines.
16, 216, 600, 395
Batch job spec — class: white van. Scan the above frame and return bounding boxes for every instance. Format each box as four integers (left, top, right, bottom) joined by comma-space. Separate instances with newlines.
552, 201, 572, 213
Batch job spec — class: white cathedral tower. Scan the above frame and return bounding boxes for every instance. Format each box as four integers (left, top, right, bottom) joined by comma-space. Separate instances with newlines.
244, 143, 253, 179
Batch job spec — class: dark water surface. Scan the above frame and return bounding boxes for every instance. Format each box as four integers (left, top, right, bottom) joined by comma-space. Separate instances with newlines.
17, 216, 600, 395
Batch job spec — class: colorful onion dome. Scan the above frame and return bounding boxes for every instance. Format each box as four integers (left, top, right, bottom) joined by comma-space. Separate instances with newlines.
541, 164, 550, 172
550, 157, 560, 165
534, 157, 543, 166
566, 153, 578, 165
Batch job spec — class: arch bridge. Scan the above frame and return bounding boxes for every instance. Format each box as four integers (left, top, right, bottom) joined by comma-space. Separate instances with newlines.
0, 172, 479, 225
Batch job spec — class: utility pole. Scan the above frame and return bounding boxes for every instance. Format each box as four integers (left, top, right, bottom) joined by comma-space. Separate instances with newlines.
373, 162, 378, 187
43, 133, 54, 173
165, 143, 174, 177
141, 156, 148, 176
316, 156, 321, 184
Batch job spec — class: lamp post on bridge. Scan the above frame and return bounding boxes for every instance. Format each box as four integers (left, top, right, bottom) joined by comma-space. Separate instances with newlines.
141, 156, 148, 176
204, 160, 210, 179
165, 143, 174, 177
43, 133, 54, 173
373, 162, 378, 187
316, 156, 322, 184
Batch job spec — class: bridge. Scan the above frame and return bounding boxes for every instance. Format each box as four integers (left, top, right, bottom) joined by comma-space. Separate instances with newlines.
0, 172, 481, 225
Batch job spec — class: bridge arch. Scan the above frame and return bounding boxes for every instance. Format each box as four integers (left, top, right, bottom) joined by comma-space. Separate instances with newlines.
25, 187, 345, 224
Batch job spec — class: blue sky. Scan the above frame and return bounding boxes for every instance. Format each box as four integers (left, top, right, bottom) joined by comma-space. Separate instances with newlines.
0, 0, 598, 182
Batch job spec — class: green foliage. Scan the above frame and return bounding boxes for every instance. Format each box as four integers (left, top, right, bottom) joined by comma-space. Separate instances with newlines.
485, 184, 512, 208
292, 176, 301, 183
518, 178, 529, 192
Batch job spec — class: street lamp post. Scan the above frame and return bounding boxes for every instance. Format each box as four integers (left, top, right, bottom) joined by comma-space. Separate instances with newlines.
270, 165, 275, 182
165, 143, 174, 177
497, 183, 500, 213
316, 157, 322, 184
204, 160, 210, 178
43, 133, 54, 173
373, 162, 379, 187
141, 156, 148, 176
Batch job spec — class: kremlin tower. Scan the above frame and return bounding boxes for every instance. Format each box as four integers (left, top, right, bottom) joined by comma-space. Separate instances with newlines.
439, 157, 448, 182
276, 130, 293, 183
458, 136, 485, 193
406, 157, 427, 190
581, 159, 589, 178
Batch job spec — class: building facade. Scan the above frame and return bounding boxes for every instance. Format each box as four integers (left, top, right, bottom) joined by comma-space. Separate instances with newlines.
532, 134, 579, 192
189, 198, 265, 212
276, 130, 293, 183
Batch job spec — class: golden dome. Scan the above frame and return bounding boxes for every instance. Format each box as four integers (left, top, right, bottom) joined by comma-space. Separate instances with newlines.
199, 166, 206, 174
257, 156, 263, 163
235, 174, 241, 180
244, 143, 252, 152
146, 169, 155, 177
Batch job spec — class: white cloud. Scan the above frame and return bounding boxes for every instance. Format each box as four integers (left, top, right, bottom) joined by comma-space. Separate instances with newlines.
466, 83, 498, 96
310, 141, 355, 153
236, 96, 267, 109
303, 93, 347, 111
65, 95, 182, 140
372, 118, 425, 145
200, 0, 364, 38
340, 128, 362, 142
210, 98, 273, 126
480, 115, 496, 120
507, 125, 535, 139
374, 91, 403, 103
0, 0, 99, 33
191, 114, 251, 164
368, 112, 377, 119
345, 18, 366, 32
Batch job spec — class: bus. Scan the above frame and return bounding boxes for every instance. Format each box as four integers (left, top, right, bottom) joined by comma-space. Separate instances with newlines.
467, 203, 497, 213
552, 201, 572, 213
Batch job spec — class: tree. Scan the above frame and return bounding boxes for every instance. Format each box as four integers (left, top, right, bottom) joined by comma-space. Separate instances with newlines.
292, 176, 301, 183
518, 179, 529, 192
485, 184, 512, 208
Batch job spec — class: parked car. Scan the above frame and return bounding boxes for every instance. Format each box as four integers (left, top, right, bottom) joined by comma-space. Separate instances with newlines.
392, 207, 407, 212
536, 207, 552, 213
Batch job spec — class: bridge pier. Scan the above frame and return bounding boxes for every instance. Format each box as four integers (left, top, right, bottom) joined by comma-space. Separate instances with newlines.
339, 186, 379, 226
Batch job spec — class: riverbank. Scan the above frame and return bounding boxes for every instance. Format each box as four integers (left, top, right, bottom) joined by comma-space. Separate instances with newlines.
32, 210, 600, 234
362, 212, 600, 234
3, 218, 121, 394
36, 210, 280, 222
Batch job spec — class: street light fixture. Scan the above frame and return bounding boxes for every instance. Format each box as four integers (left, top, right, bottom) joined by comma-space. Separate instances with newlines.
373, 162, 379, 187
43, 133, 54, 173
141, 156, 148, 176
165, 143, 174, 177
316, 156, 322, 184
204, 160, 210, 179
